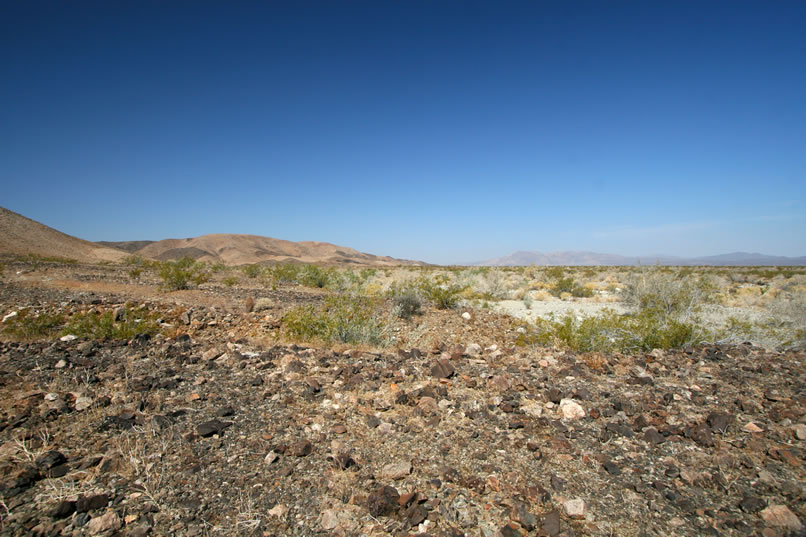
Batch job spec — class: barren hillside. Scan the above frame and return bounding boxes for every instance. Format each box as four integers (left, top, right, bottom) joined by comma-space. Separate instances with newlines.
0, 207, 127, 263
128, 234, 421, 266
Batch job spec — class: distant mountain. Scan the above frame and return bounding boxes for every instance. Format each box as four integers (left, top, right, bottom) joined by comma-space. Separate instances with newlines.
101, 234, 423, 267
0, 207, 128, 263
473, 250, 806, 266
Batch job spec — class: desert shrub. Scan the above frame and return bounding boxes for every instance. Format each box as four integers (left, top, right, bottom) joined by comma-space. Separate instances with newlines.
392, 287, 423, 320
270, 263, 301, 283
415, 276, 465, 310
63, 307, 161, 340
1, 309, 65, 341
209, 262, 228, 273
520, 309, 705, 353
223, 275, 240, 287
550, 276, 593, 298
283, 294, 386, 345
621, 269, 713, 319
545, 267, 565, 280
157, 257, 210, 290
299, 264, 337, 288
1, 307, 161, 342
123, 255, 145, 266
241, 264, 262, 278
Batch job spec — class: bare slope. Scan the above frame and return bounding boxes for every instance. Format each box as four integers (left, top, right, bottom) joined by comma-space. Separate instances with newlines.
0, 207, 127, 263
132, 234, 421, 266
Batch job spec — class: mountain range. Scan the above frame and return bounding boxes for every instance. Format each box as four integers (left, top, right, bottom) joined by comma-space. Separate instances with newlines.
473, 250, 806, 266
2, 206, 803, 267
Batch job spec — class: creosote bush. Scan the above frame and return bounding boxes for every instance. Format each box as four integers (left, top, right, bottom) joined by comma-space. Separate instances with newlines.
157, 257, 210, 290
519, 308, 705, 354
550, 276, 593, 298
63, 307, 161, 340
621, 269, 713, 319
415, 276, 466, 310
1, 309, 65, 341
241, 264, 262, 278
393, 291, 423, 320
283, 294, 387, 346
1, 307, 162, 342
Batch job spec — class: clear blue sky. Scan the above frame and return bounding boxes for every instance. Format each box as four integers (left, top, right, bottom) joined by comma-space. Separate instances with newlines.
2, 1, 804, 264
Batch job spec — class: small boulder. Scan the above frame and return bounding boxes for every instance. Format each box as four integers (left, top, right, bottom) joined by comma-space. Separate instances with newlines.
559, 399, 585, 420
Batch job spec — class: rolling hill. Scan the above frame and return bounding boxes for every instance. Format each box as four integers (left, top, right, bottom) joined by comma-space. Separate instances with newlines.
106, 234, 420, 266
0, 207, 128, 263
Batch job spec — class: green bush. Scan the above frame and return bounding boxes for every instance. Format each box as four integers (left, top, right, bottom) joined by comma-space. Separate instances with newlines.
241, 264, 262, 278
223, 275, 240, 287
1, 309, 65, 341
520, 308, 705, 353
157, 257, 210, 290
283, 294, 387, 345
300, 264, 336, 288
551, 276, 593, 298
63, 307, 161, 340
414, 276, 466, 310
270, 263, 301, 283
1, 307, 162, 342
621, 269, 713, 318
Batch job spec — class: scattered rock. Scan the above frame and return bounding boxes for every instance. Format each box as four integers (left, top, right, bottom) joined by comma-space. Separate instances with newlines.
380, 461, 412, 480
563, 498, 587, 519
541, 510, 561, 536
87, 511, 121, 535
196, 419, 231, 437
287, 440, 313, 457
559, 399, 585, 420
367, 485, 400, 517
431, 359, 455, 379
744, 422, 764, 433
759, 505, 802, 531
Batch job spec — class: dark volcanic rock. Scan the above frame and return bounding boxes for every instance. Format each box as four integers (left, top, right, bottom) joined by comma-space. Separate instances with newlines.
431, 359, 455, 379
287, 440, 313, 457
367, 485, 400, 517
196, 419, 232, 437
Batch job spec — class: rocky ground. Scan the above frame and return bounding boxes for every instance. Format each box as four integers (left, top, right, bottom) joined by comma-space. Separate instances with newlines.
0, 261, 804, 537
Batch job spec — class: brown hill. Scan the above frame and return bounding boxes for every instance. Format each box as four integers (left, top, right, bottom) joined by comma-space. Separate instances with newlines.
0, 207, 128, 263
112, 234, 422, 266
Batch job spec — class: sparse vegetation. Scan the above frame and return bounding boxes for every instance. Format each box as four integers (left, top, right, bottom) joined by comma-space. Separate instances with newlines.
240, 264, 262, 278
1, 306, 162, 341
157, 257, 210, 290
283, 294, 387, 345
392, 288, 423, 319
1, 309, 65, 341
621, 268, 713, 318
520, 308, 705, 353
62, 307, 161, 340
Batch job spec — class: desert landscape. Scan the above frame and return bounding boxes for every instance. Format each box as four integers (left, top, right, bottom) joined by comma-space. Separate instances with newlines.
0, 207, 804, 537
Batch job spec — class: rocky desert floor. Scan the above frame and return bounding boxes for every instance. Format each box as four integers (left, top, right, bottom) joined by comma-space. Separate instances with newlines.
0, 259, 804, 537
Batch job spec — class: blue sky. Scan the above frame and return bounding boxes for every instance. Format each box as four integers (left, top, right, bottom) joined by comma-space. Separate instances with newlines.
2, 1, 804, 264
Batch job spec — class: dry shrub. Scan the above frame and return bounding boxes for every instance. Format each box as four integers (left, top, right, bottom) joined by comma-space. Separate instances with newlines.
583, 353, 608, 371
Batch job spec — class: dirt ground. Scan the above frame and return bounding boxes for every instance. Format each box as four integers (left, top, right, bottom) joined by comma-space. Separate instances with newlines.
0, 260, 804, 537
